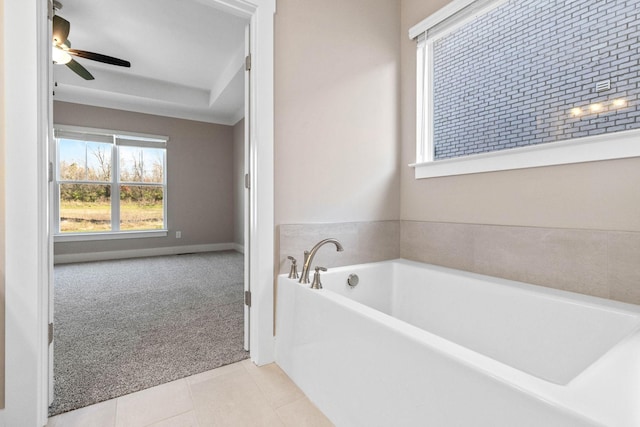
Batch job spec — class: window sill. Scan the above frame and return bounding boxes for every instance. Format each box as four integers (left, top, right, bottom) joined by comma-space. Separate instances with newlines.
410, 129, 640, 179
54, 230, 168, 243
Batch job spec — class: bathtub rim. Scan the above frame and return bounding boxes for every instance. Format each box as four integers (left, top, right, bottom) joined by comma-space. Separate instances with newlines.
298, 258, 640, 316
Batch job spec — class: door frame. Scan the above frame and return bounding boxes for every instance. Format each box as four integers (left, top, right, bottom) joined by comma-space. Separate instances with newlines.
243, 23, 251, 351
1, 0, 275, 424
207, 0, 276, 366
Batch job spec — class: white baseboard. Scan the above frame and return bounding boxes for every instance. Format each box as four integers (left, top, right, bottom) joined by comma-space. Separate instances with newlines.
54, 243, 240, 264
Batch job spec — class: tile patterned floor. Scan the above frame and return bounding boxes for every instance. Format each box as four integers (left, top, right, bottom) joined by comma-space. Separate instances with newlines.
47, 360, 334, 427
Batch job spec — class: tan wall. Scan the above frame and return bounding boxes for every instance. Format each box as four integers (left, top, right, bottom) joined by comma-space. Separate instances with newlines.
274, 0, 401, 226
400, 0, 640, 233
233, 119, 244, 246
0, 0, 6, 408
54, 101, 235, 256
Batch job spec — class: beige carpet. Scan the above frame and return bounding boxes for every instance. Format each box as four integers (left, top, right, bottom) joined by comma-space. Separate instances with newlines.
49, 251, 248, 416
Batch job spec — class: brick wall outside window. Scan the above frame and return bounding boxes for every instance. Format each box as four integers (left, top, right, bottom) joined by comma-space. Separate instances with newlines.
432, 0, 640, 160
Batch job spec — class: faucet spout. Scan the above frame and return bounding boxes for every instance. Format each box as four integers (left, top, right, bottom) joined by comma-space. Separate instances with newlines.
299, 238, 344, 284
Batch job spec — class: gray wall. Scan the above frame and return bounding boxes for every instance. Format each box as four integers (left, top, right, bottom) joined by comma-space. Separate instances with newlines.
54, 101, 235, 256
432, 0, 640, 159
233, 119, 245, 247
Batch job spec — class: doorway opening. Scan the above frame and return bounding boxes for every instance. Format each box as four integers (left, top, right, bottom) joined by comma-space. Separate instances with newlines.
3, 0, 273, 424
47, 0, 252, 415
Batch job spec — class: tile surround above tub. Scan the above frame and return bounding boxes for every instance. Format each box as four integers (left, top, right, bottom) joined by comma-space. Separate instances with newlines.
279, 220, 640, 305
401, 221, 640, 306
277, 221, 400, 275
608, 231, 640, 305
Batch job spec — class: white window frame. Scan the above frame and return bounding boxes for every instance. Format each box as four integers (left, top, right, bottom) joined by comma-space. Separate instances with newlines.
53, 124, 169, 242
409, 0, 640, 179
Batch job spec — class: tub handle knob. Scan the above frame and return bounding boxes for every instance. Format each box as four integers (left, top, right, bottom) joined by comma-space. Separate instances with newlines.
287, 256, 299, 279
311, 266, 327, 290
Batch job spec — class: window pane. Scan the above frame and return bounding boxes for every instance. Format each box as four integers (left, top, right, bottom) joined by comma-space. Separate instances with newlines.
120, 185, 164, 230
59, 184, 111, 233
120, 146, 165, 183
59, 139, 112, 181
143, 147, 164, 183
58, 139, 86, 181
119, 146, 143, 182
86, 142, 112, 181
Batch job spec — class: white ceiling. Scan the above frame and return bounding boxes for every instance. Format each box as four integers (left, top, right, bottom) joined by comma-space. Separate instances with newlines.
53, 0, 248, 125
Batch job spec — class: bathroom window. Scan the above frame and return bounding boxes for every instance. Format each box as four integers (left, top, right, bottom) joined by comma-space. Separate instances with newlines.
54, 125, 168, 241
410, 0, 640, 178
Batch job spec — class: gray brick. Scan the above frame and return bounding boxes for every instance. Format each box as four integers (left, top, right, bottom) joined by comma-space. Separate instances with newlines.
431, 0, 640, 159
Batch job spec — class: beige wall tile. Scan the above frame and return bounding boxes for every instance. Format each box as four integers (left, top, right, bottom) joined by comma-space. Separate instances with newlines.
398, 221, 637, 303
48, 399, 116, 427
400, 221, 475, 271
278, 223, 358, 274
276, 397, 334, 427
115, 379, 193, 427
280, 221, 639, 304
278, 221, 400, 274
608, 232, 640, 305
356, 221, 401, 264
473, 226, 610, 298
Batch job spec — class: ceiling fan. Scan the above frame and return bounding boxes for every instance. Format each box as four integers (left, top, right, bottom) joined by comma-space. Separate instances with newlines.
52, 1, 131, 80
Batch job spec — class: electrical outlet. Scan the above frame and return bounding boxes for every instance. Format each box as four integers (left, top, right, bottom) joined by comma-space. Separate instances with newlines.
176, 231, 181, 239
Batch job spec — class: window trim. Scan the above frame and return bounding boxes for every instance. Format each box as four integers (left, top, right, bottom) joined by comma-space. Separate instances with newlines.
53, 124, 169, 241
409, 0, 640, 179
410, 128, 640, 178
55, 230, 168, 242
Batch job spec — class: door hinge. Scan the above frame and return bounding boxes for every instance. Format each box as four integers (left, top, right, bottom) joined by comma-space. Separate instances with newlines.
245, 54, 252, 71
48, 162, 54, 183
48, 322, 54, 345
48, 0, 54, 20
244, 290, 252, 307
244, 173, 250, 189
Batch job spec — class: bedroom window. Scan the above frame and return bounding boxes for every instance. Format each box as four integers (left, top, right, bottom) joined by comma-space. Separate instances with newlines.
410, 0, 640, 178
54, 125, 168, 241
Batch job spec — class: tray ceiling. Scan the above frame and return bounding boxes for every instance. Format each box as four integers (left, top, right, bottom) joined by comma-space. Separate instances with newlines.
53, 0, 248, 125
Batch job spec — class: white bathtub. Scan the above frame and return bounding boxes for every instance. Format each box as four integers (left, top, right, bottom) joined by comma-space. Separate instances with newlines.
275, 259, 640, 427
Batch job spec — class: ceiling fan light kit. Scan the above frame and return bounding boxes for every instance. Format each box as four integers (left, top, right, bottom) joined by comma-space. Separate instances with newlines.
52, 5, 131, 81
52, 46, 72, 65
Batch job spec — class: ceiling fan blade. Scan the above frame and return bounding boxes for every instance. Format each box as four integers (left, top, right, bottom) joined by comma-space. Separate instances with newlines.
67, 49, 131, 68
66, 59, 95, 80
52, 15, 70, 46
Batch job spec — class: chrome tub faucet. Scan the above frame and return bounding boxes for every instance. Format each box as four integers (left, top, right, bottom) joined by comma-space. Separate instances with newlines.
299, 238, 344, 284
